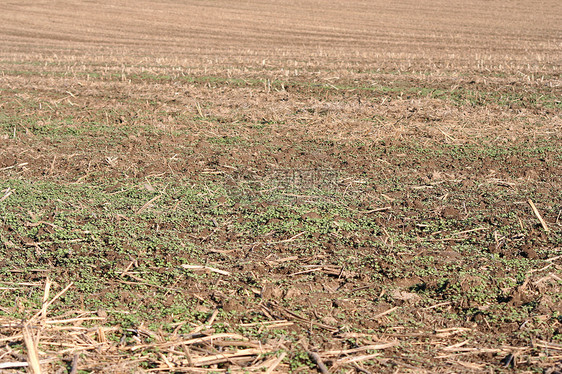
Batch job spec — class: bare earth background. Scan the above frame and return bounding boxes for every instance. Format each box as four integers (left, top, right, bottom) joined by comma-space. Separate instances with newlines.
0, 0, 561, 373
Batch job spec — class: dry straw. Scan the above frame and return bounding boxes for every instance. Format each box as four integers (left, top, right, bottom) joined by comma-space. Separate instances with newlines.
0, 282, 403, 373
528, 199, 550, 233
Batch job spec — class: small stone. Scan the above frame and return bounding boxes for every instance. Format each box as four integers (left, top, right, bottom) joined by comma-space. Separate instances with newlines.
391, 290, 421, 303
321, 315, 338, 326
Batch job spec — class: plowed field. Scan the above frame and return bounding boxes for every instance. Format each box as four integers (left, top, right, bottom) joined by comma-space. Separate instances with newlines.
1, 0, 561, 373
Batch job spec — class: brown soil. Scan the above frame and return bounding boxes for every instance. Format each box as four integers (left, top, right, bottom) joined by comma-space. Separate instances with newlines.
0, 0, 561, 373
